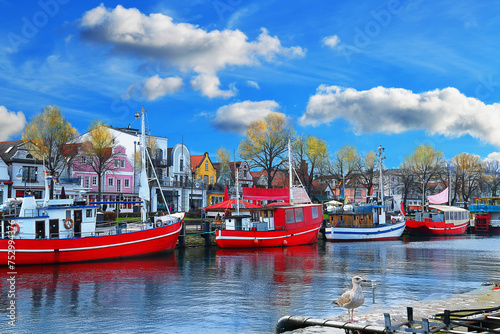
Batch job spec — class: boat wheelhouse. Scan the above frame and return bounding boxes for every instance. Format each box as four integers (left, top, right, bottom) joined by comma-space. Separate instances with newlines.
405, 205, 469, 235
469, 197, 500, 233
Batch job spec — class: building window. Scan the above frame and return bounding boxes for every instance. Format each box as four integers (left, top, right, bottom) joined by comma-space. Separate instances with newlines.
180, 159, 184, 172
210, 175, 214, 184
205, 161, 209, 171
121, 160, 125, 168
92, 176, 97, 186
124, 179, 130, 188
114, 159, 119, 168
77, 176, 82, 186
81, 156, 86, 164
355, 189, 362, 198
22, 166, 38, 182
85, 176, 90, 188
108, 178, 114, 186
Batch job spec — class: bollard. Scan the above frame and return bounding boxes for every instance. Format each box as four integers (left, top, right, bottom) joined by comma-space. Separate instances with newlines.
179, 222, 186, 248
203, 220, 211, 247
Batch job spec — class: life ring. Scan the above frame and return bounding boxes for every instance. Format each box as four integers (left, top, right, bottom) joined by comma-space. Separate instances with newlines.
64, 218, 74, 229
155, 220, 163, 228
392, 218, 396, 223
10, 222, 20, 235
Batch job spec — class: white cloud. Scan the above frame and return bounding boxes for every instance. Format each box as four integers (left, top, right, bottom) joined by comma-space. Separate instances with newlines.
79, 4, 305, 98
247, 80, 260, 89
126, 75, 183, 101
322, 35, 340, 48
486, 152, 500, 162
300, 85, 500, 147
212, 100, 281, 134
0, 106, 26, 140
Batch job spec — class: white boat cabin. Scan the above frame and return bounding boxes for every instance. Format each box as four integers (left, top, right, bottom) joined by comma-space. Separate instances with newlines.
414, 205, 469, 225
1, 196, 99, 240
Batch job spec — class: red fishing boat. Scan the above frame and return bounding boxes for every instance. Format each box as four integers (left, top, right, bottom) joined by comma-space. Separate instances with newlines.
0, 108, 184, 265
405, 205, 469, 235
469, 197, 500, 234
211, 144, 323, 248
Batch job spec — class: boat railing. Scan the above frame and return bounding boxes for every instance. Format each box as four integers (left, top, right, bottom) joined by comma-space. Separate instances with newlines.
469, 204, 500, 212
1, 206, 21, 218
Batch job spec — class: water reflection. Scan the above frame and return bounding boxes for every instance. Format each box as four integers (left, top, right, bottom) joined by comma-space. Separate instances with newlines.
1, 235, 500, 333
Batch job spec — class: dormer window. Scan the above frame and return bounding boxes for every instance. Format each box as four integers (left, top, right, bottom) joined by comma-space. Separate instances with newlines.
205, 161, 208, 171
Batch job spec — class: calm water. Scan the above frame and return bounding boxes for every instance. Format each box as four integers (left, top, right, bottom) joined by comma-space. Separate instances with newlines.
1, 235, 500, 333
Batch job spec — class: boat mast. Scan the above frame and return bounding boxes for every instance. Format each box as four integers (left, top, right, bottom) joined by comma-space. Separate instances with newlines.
377, 145, 385, 206
289, 139, 293, 205
136, 107, 149, 222
236, 162, 240, 215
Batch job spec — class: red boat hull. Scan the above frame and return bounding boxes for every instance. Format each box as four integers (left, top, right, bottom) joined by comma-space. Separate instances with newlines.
215, 225, 321, 248
0, 221, 183, 265
405, 219, 468, 235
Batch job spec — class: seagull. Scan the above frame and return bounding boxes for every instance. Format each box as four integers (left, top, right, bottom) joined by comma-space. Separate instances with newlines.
333, 276, 369, 322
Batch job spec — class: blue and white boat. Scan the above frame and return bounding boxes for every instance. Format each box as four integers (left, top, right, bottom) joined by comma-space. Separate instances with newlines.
324, 204, 406, 241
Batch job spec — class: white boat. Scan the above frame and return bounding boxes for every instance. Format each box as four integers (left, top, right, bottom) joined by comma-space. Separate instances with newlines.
324, 145, 405, 242
324, 204, 406, 241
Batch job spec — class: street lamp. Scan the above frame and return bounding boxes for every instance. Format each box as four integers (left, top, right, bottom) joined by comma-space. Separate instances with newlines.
15, 167, 27, 197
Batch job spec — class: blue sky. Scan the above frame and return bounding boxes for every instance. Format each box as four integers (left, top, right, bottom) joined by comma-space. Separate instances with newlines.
1, 0, 500, 168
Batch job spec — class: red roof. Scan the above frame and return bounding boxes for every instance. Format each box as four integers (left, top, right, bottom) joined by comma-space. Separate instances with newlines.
204, 198, 261, 211
190, 154, 204, 171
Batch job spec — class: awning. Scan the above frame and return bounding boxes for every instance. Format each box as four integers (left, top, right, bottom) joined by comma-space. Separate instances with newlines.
204, 198, 261, 211
325, 200, 343, 205
313, 194, 330, 202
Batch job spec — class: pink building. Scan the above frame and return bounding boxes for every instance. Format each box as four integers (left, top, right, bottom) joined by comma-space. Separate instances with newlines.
72, 145, 136, 211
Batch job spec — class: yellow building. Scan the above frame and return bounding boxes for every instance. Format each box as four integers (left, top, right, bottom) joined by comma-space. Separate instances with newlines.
191, 152, 223, 206
190, 152, 217, 187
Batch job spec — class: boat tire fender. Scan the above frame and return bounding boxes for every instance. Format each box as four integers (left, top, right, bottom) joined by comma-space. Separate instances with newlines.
10, 222, 20, 235
156, 220, 163, 228
64, 218, 74, 229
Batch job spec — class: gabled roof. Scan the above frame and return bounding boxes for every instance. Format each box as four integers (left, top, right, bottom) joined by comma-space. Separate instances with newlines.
0, 140, 23, 162
190, 154, 205, 172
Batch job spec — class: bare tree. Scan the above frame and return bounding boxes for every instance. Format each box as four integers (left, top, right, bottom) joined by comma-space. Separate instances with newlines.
81, 120, 117, 202
239, 112, 293, 188
358, 151, 377, 202
407, 144, 444, 212
22, 105, 78, 198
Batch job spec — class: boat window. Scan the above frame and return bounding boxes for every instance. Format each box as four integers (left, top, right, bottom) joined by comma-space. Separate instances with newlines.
311, 206, 319, 219
285, 209, 294, 224
453, 212, 458, 220
66, 210, 71, 219
86, 209, 93, 218
294, 208, 304, 222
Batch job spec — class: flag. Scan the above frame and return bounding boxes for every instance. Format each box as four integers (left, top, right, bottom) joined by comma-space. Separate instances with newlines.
428, 187, 449, 204
400, 201, 405, 216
